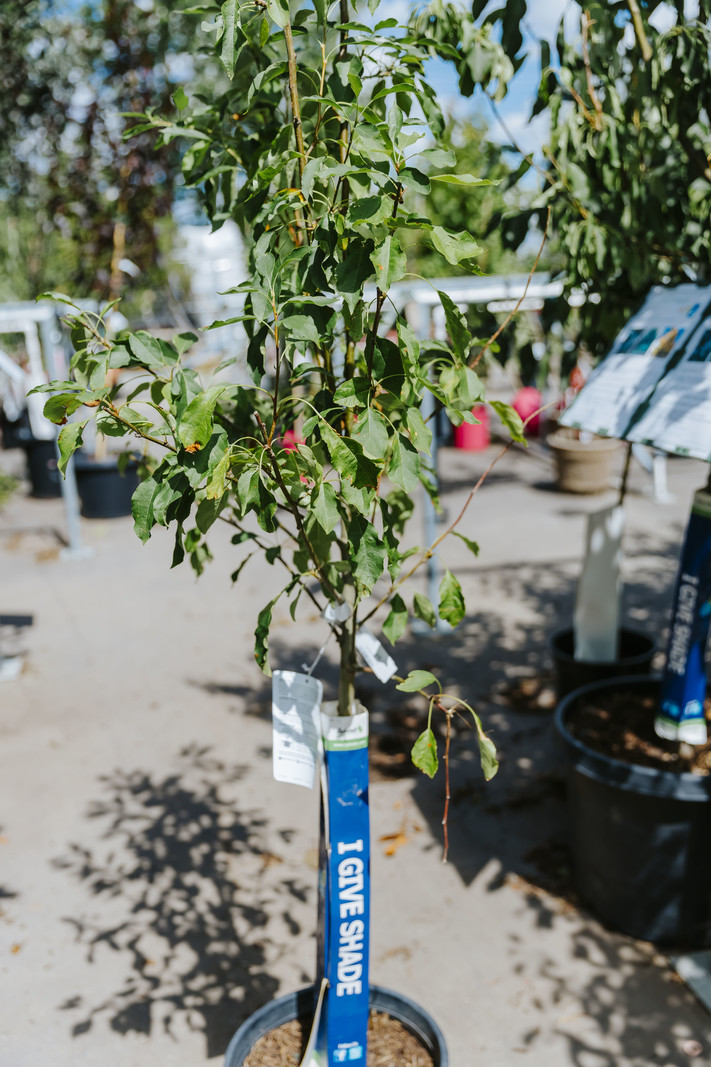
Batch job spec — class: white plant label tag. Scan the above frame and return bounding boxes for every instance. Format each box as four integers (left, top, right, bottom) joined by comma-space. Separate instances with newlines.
355, 628, 397, 683
321, 601, 352, 625
272, 670, 323, 788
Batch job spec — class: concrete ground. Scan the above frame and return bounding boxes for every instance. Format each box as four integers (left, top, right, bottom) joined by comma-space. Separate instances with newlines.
2, 437, 711, 1067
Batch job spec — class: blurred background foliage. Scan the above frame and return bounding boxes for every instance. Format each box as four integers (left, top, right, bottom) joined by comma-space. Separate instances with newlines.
0, 0, 220, 321
0, 0, 709, 378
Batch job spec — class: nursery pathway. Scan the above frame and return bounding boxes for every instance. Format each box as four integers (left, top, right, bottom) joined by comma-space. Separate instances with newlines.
1, 441, 711, 1067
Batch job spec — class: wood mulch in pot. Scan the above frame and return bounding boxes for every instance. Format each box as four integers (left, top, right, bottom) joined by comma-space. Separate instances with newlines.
568, 689, 711, 774
242, 1010, 434, 1067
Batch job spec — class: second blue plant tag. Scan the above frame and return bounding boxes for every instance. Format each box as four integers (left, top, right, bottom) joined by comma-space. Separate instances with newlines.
657, 488, 711, 744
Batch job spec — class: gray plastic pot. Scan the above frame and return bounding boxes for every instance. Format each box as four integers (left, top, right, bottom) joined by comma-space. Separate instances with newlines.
224, 984, 448, 1066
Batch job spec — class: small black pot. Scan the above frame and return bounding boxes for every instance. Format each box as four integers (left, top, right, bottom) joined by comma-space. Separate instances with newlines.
548, 626, 655, 701
224, 985, 448, 1067
74, 455, 139, 519
25, 439, 62, 498
555, 676, 711, 946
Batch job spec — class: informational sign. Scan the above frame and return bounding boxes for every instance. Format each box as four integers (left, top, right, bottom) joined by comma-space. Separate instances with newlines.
559, 284, 711, 441
628, 314, 711, 461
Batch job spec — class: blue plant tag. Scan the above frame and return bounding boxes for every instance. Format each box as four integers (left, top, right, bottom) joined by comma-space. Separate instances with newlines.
319, 704, 370, 1066
657, 489, 711, 744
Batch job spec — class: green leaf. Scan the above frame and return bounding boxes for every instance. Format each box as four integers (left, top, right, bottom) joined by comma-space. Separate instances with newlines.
282, 314, 322, 345
383, 593, 408, 645
321, 423, 380, 488
400, 166, 430, 194
132, 476, 160, 544
266, 0, 290, 29
417, 147, 456, 168
171, 525, 185, 569
313, 481, 340, 533
340, 477, 375, 516
431, 226, 482, 266
388, 433, 419, 492
333, 377, 370, 409
178, 385, 226, 450
43, 393, 84, 424
173, 332, 199, 356
412, 592, 436, 629
37, 291, 80, 310
347, 195, 391, 225
196, 492, 226, 534
452, 531, 480, 556
335, 238, 376, 310
353, 408, 389, 460
206, 452, 230, 499
396, 669, 438, 692
220, 0, 239, 77
370, 235, 407, 291
259, 14, 269, 47
255, 600, 274, 675
396, 319, 420, 369
469, 707, 498, 781
350, 516, 385, 592
126, 331, 176, 369
430, 174, 498, 186
437, 290, 470, 363
405, 408, 432, 454
56, 421, 85, 474
411, 729, 438, 778
490, 400, 526, 443
173, 86, 189, 110
438, 569, 465, 627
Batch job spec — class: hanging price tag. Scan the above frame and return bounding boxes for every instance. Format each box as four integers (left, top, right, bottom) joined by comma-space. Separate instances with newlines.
272, 670, 323, 788
355, 628, 397, 683
322, 601, 352, 625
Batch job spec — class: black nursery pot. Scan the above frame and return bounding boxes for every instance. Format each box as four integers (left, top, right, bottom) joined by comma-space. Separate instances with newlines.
74, 455, 139, 519
555, 676, 711, 946
224, 985, 448, 1067
25, 439, 62, 498
548, 627, 655, 701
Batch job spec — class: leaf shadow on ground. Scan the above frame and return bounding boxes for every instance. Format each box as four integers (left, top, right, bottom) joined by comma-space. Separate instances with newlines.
52, 743, 313, 1058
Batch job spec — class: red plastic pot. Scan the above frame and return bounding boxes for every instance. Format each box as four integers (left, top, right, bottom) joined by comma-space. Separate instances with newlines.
452, 405, 489, 451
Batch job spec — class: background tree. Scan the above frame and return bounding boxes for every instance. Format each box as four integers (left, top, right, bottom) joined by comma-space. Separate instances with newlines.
420, 0, 711, 368
404, 116, 528, 279
0, 0, 215, 316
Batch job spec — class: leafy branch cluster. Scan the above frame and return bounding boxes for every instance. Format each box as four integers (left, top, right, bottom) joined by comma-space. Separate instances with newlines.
36, 0, 527, 781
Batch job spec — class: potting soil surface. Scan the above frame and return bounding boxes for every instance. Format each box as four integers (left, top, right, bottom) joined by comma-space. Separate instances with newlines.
242, 1011, 432, 1067
570, 691, 711, 774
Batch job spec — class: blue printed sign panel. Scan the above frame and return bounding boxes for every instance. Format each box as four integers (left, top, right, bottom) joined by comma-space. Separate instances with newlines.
559, 283, 711, 441
657, 490, 711, 744
320, 707, 370, 1067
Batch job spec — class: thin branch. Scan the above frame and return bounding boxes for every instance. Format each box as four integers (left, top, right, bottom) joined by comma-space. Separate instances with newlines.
98, 401, 177, 452
255, 410, 343, 602
218, 511, 326, 614
442, 711, 452, 864
470, 207, 550, 370
581, 10, 604, 131
627, 0, 653, 61
359, 401, 552, 628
